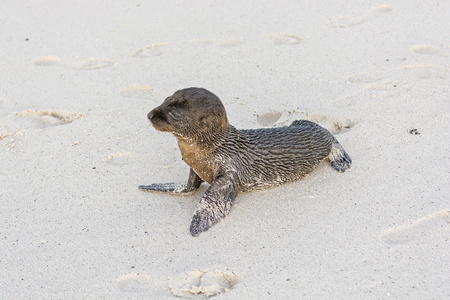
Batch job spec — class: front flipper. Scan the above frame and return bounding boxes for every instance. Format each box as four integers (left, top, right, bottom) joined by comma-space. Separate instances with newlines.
139, 168, 203, 195
190, 172, 239, 236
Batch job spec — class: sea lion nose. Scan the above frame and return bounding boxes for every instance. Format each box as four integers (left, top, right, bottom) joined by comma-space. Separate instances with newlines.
147, 110, 154, 121
147, 108, 166, 124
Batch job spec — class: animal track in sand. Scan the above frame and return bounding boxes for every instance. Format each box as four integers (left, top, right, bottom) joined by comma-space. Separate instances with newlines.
327, 4, 393, 28
347, 64, 449, 84
304, 112, 354, 134
218, 39, 244, 47
15, 110, 85, 128
113, 273, 167, 294
119, 85, 155, 99
377, 210, 449, 244
168, 270, 240, 298
410, 44, 441, 55
106, 152, 141, 166
185, 39, 215, 46
69, 57, 115, 70
33, 55, 61, 66
257, 110, 354, 134
132, 43, 169, 58
1, 110, 85, 143
34, 56, 115, 70
112, 269, 239, 298
132, 33, 304, 57
331, 81, 403, 108
257, 111, 282, 127
332, 64, 450, 108
268, 33, 303, 45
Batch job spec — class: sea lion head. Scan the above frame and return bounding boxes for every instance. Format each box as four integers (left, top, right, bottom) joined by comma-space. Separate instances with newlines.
148, 88, 230, 141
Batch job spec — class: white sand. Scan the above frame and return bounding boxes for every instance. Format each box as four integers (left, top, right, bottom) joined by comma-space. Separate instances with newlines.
1, 0, 449, 298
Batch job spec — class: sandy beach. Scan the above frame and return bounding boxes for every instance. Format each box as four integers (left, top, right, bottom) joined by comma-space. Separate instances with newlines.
1, 0, 449, 298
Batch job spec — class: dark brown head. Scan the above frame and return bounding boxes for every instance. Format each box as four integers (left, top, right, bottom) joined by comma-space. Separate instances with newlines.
147, 88, 230, 141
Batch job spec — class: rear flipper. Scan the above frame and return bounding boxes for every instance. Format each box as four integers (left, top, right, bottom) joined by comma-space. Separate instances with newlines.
328, 138, 352, 172
139, 168, 203, 195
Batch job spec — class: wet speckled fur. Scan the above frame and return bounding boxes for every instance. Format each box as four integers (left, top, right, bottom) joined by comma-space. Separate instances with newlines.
140, 88, 352, 236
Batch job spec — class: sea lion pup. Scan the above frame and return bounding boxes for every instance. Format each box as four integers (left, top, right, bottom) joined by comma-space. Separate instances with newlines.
139, 87, 352, 236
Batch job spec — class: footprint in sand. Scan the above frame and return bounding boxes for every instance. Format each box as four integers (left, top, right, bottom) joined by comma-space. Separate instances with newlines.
377, 210, 450, 244
410, 44, 441, 55
119, 85, 155, 99
1, 110, 85, 142
34, 56, 115, 70
332, 64, 450, 107
113, 273, 169, 296
68, 57, 115, 70
268, 33, 303, 45
106, 152, 142, 166
257, 111, 282, 127
347, 64, 450, 84
346, 71, 384, 84
15, 110, 85, 127
132, 33, 305, 58
113, 269, 239, 299
33, 55, 61, 66
327, 4, 393, 28
303, 112, 355, 134
185, 39, 215, 46
333, 79, 406, 109
218, 39, 245, 47
168, 269, 240, 299
257, 110, 354, 134
132, 43, 169, 58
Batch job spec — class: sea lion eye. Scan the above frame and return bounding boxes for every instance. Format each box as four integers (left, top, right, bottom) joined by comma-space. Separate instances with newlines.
168, 111, 181, 120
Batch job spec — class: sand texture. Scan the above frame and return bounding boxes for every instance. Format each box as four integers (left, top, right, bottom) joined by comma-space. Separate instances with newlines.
1, 0, 449, 299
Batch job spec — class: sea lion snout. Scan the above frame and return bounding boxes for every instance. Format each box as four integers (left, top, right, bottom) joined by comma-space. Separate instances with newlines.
147, 109, 164, 123
147, 107, 170, 132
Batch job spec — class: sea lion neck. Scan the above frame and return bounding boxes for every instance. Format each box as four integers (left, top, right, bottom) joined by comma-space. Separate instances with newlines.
176, 122, 232, 149
175, 126, 232, 184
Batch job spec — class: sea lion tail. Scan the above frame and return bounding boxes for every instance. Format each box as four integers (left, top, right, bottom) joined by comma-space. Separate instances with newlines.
327, 138, 352, 172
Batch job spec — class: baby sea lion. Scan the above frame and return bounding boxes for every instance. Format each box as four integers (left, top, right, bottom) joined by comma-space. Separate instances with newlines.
139, 87, 352, 236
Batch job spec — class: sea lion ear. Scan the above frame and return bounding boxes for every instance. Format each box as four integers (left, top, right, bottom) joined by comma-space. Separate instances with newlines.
201, 116, 210, 128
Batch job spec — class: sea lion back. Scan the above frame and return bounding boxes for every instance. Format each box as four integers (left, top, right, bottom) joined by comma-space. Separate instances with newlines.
223, 120, 334, 191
